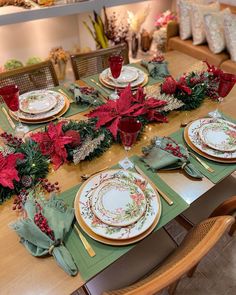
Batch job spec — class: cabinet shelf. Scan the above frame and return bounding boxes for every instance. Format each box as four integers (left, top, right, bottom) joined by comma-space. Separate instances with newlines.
0, 0, 146, 26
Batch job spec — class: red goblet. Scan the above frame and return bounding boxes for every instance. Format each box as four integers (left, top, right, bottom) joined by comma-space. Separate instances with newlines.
218, 73, 236, 98
0, 85, 29, 136
119, 117, 142, 150
108, 54, 124, 100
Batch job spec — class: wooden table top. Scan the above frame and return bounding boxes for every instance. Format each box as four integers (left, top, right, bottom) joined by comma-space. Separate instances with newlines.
0, 51, 235, 295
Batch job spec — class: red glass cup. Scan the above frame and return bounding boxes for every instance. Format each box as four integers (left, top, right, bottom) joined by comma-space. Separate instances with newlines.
0, 85, 19, 111
0, 84, 29, 136
108, 55, 124, 100
118, 117, 142, 151
218, 73, 236, 98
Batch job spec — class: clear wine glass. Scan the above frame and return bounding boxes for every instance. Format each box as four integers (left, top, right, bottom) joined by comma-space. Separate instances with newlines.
108, 54, 124, 100
0, 85, 29, 136
118, 117, 142, 167
211, 73, 236, 120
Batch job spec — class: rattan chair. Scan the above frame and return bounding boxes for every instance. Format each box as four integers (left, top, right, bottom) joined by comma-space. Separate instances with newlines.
70, 43, 129, 80
175, 175, 236, 236
102, 216, 234, 295
0, 60, 59, 94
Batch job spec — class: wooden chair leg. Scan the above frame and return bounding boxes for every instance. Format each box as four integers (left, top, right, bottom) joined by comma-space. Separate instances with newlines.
168, 279, 180, 295
229, 221, 236, 236
187, 263, 199, 278
175, 214, 194, 231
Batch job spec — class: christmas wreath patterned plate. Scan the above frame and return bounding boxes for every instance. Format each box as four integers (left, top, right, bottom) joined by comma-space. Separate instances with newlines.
14, 91, 65, 121
20, 90, 58, 114
99, 68, 147, 89
107, 66, 139, 84
199, 121, 236, 152
90, 178, 147, 227
187, 118, 236, 160
74, 169, 161, 241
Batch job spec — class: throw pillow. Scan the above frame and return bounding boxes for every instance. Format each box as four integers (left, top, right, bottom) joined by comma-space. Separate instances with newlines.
190, 2, 220, 45
177, 0, 217, 41
204, 8, 231, 54
224, 13, 236, 61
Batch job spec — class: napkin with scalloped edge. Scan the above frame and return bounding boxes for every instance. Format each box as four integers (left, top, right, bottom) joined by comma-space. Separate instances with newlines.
141, 60, 170, 80
142, 136, 203, 179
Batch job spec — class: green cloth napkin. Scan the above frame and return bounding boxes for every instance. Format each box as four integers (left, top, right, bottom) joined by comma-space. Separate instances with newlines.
61, 155, 189, 281
68, 84, 103, 107
141, 60, 170, 80
142, 136, 203, 179
11, 193, 78, 276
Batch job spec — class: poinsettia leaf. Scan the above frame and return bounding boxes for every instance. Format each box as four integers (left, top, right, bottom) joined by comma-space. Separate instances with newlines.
6, 153, 24, 167
107, 117, 120, 139
133, 87, 145, 103
50, 153, 64, 170
117, 84, 134, 114
146, 110, 168, 122
145, 98, 167, 109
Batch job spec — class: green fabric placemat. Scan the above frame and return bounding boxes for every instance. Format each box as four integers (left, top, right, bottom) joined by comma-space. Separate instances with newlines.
62, 155, 189, 281
82, 62, 163, 97
171, 114, 236, 183
0, 86, 89, 133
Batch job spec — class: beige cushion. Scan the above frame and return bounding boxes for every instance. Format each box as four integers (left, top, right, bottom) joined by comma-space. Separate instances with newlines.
86, 228, 176, 295
168, 36, 229, 66
224, 13, 236, 61
177, 0, 214, 41
220, 60, 236, 74
191, 2, 220, 45
182, 175, 236, 225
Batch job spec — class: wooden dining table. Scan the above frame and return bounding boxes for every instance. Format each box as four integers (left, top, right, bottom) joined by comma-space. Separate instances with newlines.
0, 51, 235, 295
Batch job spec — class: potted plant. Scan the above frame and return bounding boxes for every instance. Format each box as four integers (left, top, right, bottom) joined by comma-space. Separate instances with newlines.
49, 47, 69, 81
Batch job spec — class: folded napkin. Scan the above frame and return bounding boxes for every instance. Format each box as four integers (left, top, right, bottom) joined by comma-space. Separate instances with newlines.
11, 193, 78, 276
141, 60, 170, 80
142, 136, 202, 179
69, 84, 103, 106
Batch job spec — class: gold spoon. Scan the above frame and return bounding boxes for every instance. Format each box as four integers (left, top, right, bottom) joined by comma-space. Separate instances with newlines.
81, 166, 109, 181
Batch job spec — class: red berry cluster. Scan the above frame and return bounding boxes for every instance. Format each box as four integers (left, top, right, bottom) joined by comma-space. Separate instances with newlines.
151, 55, 165, 63
1, 132, 23, 147
39, 178, 60, 193
80, 87, 94, 95
34, 204, 55, 240
12, 190, 28, 211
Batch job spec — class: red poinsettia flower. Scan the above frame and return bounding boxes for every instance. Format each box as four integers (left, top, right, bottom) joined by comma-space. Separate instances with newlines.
161, 76, 177, 94
0, 152, 24, 189
87, 85, 167, 138
31, 122, 74, 170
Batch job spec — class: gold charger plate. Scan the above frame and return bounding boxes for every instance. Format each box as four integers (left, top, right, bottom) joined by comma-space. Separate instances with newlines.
10, 97, 70, 125
74, 169, 161, 246
184, 125, 236, 164
99, 73, 149, 90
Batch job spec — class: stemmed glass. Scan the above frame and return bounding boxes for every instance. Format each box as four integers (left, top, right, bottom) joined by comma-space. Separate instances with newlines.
118, 117, 142, 167
211, 73, 236, 119
108, 54, 124, 100
0, 85, 29, 136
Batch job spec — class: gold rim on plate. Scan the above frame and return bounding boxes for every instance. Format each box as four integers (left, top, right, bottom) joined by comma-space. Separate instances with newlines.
74, 169, 162, 246
99, 73, 149, 90
184, 125, 236, 163
10, 97, 70, 125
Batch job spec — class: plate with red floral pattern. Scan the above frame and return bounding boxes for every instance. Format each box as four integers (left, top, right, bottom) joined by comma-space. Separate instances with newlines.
74, 169, 161, 240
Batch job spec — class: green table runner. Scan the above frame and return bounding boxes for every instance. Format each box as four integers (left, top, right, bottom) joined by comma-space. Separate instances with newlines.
82, 63, 163, 97
0, 86, 89, 133
171, 113, 236, 183
62, 155, 189, 281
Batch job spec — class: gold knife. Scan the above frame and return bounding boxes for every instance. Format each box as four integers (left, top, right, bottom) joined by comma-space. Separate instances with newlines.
189, 151, 214, 173
2, 106, 15, 129
134, 165, 174, 206
90, 79, 111, 95
74, 224, 96, 257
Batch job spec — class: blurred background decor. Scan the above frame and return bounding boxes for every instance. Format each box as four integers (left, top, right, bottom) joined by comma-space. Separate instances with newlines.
4, 59, 24, 71
127, 6, 150, 58
49, 47, 69, 81
83, 11, 109, 49
152, 10, 176, 53
140, 29, 153, 53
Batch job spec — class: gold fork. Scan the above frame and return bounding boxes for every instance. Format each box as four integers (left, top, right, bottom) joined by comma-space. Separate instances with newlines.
74, 224, 96, 257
